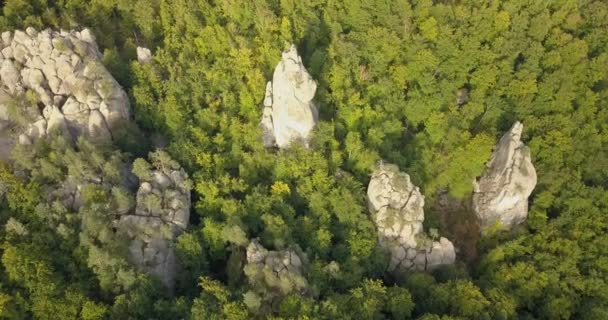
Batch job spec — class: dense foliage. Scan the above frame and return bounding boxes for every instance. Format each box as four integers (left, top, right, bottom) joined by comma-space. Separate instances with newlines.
0, 0, 606, 319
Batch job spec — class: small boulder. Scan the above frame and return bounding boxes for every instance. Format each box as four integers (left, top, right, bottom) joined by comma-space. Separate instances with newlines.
136, 47, 152, 64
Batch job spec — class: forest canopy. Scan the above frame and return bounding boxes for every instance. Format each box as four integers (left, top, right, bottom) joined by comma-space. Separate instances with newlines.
0, 0, 606, 319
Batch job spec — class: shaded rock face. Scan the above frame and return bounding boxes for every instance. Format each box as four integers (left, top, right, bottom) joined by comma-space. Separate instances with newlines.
117, 157, 191, 290
473, 122, 537, 231
260, 44, 318, 148
0, 90, 14, 159
245, 240, 307, 295
0, 27, 129, 149
367, 163, 455, 272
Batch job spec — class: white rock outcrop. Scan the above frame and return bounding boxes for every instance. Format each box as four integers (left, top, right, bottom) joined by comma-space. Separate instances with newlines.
136, 47, 152, 64
367, 163, 455, 272
473, 121, 537, 230
245, 240, 307, 295
260, 44, 318, 148
0, 27, 129, 148
117, 153, 191, 290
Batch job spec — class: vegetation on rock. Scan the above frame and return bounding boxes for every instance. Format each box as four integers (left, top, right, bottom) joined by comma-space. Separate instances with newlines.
0, 0, 606, 319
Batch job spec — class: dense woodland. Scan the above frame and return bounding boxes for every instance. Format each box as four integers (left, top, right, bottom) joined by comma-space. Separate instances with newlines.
0, 0, 607, 319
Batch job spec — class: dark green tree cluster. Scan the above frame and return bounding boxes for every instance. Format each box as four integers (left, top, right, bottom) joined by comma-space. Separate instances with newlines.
0, 0, 606, 319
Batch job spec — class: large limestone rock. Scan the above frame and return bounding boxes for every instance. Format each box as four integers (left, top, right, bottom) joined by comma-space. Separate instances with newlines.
0, 27, 129, 151
244, 240, 307, 296
260, 45, 318, 148
367, 163, 455, 272
473, 122, 537, 230
117, 152, 191, 290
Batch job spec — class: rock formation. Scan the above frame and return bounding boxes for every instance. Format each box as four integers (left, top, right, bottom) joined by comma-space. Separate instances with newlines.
456, 88, 469, 105
367, 163, 455, 272
0, 27, 129, 150
244, 240, 307, 295
117, 152, 191, 290
137, 47, 152, 64
473, 121, 537, 231
260, 44, 318, 148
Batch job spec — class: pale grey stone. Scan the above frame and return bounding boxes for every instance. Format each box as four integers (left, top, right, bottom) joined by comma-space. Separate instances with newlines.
87, 110, 111, 141
152, 171, 171, 189
261, 45, 318, 148
46, 105, 67, 132
25, 27, 37, 37
78, 29, 96, 44
263, 81, 272, 107
0, 27, 130, 147
367, 162, 456, 272
0, 60, 19, 93
473, 122, 537, 231
136, 47, 152, 64
1, 32, 12, 47
1, 47, 12, 60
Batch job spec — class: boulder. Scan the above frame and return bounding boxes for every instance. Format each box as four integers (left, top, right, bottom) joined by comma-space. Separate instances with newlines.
367, 162, 455, 272
0, 27, 130, 153
473, 121, 537, 231
136, 47, 152, 64
117, 152, 191, 291
260, 45, 318, 148
456, 88, 469, 105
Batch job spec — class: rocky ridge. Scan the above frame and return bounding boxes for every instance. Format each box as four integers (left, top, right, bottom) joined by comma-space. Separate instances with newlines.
367, 163, 455, 272
261, 44, 318, 148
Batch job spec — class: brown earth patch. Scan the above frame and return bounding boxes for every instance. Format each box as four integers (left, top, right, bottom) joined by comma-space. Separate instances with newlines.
428, 190, 481, 266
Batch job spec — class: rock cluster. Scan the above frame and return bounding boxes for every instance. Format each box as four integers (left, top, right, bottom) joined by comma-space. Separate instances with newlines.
261, 44, 318, 148
245, 240, 307, 295
0, 27, 129, 147
117, 154, 191, 290
473, 122, 537, 231
367, 163, 455, 272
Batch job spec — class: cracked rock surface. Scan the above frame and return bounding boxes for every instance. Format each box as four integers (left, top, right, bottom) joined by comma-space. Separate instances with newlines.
367, 163, 455, 272
117, 154, 191, 290
245, 240, 307, 295
0, 27, 129, 151
260, 44, 318, 148
473, 121, 537, 231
